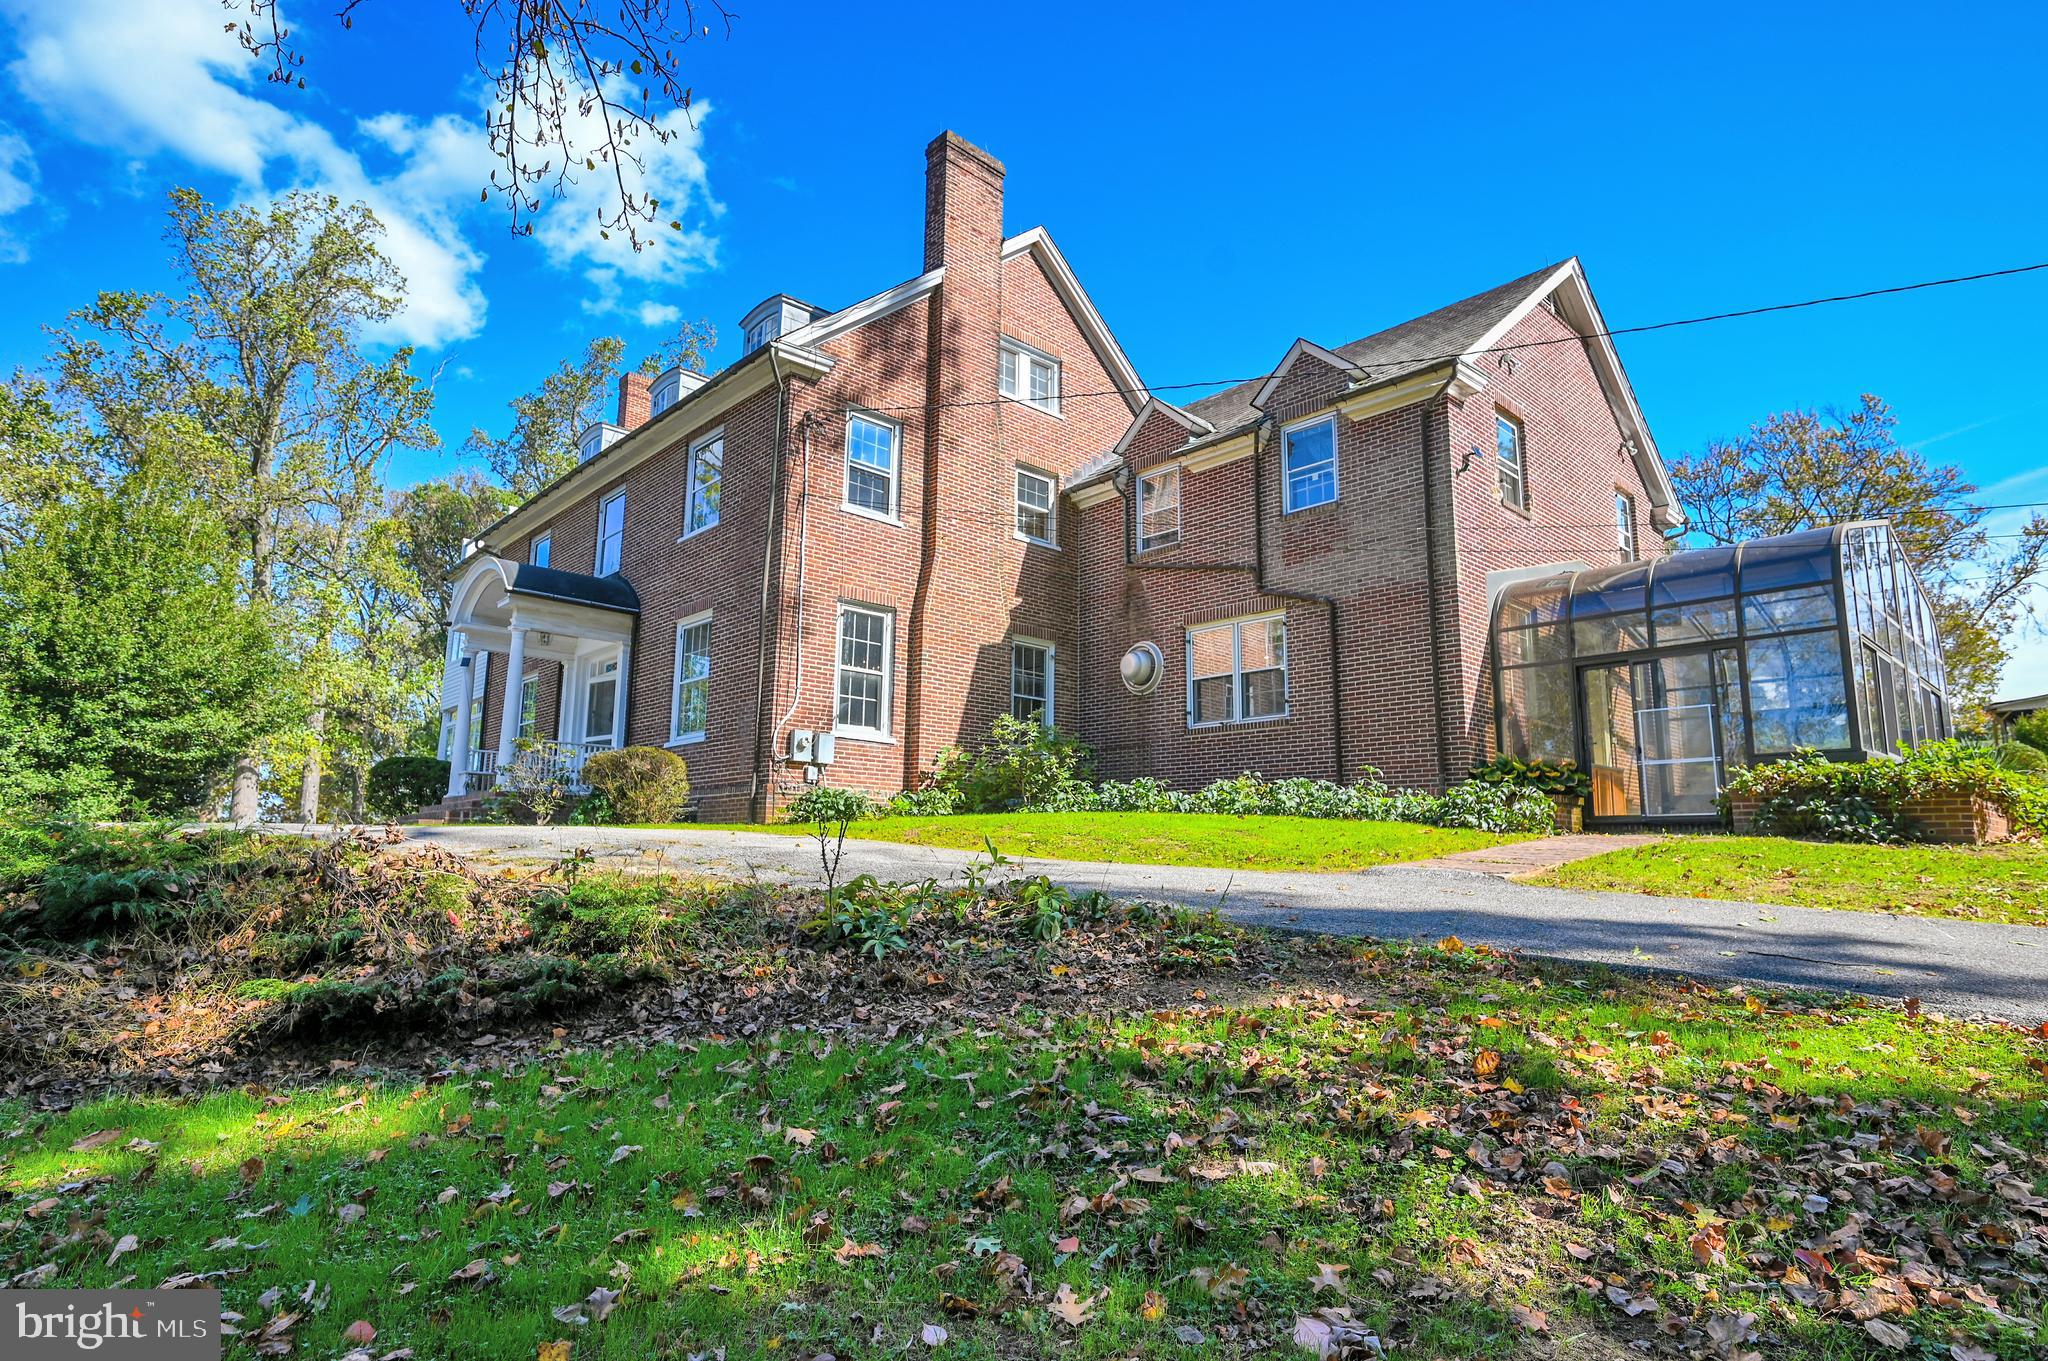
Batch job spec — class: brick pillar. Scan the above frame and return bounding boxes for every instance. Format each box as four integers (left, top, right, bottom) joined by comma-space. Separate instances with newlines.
618, 372, 652, 428
904, 132, 1007, 784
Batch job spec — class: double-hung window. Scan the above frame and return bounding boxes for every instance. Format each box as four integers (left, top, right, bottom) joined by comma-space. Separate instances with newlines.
1015, 465, 1055, 545
1496, 412, 1526, 510
595, 490, 626, 575
1187, 614, 1287, 727
844, 413, 898, 518
518, 674, 540, 741
998, 338, 1060, 414
834, 605, 892, 737
684, 429, 722, 537
1282, 417, 1337, 511
1615, 490, 1637, 561
1010, 640, 1054, 725
530, 533, 551, 568
1136, 466, 1181, 552
670, 611, 711, 743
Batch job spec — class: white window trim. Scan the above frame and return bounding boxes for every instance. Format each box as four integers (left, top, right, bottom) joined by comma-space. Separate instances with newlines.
998, 336, 1062, 416
595, 490, 626, 575
667, 610, 712, 746
1281, 415, 1339, 514
1009, 637, 1056, 726
1013, 464, 1058, 547
1495, 411, 1526, 511
1616, 489, 1638, 561
576, 651, 623, 746
680, 427, 723, 540
841, 410, 903, 525
833, 603, 895, 741
518, 673, 541, 741
1136, 465, 1182, 553
1185, 611, 1289, 729
530, 533, 551, 567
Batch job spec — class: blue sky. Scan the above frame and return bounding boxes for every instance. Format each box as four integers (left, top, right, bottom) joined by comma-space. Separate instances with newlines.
1, 1, 2044, 690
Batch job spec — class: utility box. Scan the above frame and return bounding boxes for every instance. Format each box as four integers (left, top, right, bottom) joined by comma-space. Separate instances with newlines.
787, 729, 815, 763
813, 732, 837, 765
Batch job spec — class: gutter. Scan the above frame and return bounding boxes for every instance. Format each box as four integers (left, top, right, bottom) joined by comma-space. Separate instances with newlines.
748, 348, 789, 822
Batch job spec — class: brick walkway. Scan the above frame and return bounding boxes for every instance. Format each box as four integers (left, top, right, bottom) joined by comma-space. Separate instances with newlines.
1404, 832, 1663, 878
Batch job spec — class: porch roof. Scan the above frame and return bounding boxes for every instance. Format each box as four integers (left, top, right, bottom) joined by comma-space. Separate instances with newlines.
449, 555, 639, 649
503, 562, 640, 614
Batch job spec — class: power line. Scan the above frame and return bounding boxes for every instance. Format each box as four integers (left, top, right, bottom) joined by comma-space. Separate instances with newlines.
837, 259, 2048, 416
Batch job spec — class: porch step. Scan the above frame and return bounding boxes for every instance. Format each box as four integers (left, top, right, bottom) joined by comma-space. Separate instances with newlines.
413, 791, 495, 825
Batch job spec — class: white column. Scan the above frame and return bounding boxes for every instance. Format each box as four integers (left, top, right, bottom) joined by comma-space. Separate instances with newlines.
444, 632, 474, 798
495, 626, 528, 774
611, 641, 632, 749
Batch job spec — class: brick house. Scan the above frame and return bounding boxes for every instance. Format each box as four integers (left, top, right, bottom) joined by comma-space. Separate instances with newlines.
429, 130, 1688, 822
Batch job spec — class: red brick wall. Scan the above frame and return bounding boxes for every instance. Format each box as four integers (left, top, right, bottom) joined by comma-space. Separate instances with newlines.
1442, 301, 1662, 775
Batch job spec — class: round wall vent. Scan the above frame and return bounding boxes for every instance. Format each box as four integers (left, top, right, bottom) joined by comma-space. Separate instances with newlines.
1120, 642, 1163, 695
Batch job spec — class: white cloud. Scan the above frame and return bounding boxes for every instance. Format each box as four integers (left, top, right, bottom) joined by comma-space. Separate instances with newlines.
530, 87, 723, 315
0, 125, 36, 263
636, 301, 681, 327
1, 0, 488, 346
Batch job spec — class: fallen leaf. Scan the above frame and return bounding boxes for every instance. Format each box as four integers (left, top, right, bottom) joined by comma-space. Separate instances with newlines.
107, 1234, 139, 1266
919, 1323, 947, 1348
1864, 1319, 1910, 1350
342, 1321, 376, 1346
1308, 1262, 1348, 1295
70, 1128, 123, 1152
606, 1145, 641, 1166
1047, 1282, 1092, 1327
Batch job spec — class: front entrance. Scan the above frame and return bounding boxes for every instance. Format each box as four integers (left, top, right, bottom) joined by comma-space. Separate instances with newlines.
1581, 648, 1737, 822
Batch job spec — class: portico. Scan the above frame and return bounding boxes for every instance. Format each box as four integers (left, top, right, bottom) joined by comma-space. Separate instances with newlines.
440, 555, 641, 799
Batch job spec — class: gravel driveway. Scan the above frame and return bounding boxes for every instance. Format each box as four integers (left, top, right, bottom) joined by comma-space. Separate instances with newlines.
302, 823, 2048, 1025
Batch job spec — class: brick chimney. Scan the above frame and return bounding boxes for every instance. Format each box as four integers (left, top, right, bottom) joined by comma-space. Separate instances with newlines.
904, 132, 1008, 785
618, 371, 652, 428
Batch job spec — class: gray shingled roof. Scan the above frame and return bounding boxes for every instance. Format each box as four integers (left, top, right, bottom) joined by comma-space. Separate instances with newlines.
1181, 261, 1570, 437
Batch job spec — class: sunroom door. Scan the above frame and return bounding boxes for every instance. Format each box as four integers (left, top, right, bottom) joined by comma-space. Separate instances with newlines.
1582, 650, 1730, 821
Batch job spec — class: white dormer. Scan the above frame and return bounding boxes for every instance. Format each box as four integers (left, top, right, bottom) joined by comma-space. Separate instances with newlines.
649, 365, 711, 416
578, 421, 626, 461
740, 295, 824, 354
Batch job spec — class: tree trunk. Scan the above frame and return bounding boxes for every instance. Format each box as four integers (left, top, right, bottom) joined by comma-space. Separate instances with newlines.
349, 760, 368, 825
229, 757, 262, 825
297, 705, 325, 822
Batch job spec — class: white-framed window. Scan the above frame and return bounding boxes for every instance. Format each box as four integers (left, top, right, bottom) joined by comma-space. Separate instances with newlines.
519, 674, 540, 741
595, 490, 626, 575
1015, 465, 1056, 545
844, 412, 899, 519
684, 429, 723, 537
1615, 490, 1637, 561
1496, 412, 1526, 510
1282, 416, 1338, 512
583, 655, 621, 745
834, 604, 893, 738
1187, 613, 1287, 727
998, 337, 1061, 414
1137, 466, 1181, 552
744, 316, 779, 353
530, 533, 551, 568
670, 611, 711, 744
1010, 639, 1054, 725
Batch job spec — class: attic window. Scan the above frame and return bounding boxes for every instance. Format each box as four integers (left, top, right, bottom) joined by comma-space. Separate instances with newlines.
744, 315, 780, 353
999, 338, 1060, 414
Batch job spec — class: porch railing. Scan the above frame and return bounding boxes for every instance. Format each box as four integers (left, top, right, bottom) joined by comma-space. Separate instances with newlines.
461, 739, 613, 796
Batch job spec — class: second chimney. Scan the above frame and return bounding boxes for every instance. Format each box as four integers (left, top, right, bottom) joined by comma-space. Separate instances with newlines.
618, 371, 652, 428
923, 132, 1005, 277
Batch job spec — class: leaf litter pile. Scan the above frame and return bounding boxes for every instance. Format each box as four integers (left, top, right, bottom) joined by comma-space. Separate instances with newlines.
1, 826, 2045, 1359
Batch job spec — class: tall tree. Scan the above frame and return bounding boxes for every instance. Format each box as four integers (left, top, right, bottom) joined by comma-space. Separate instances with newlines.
52, 189, 438, 822
225, 0, 732, 249
0, 373, 94, 548
1670, 395, 2048, 706
466, 336, 625, 496
0, 467, 287, 819
639, 317, 718, 376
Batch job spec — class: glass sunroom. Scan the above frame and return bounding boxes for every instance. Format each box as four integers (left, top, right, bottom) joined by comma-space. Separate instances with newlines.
1492, 522, 1950, 825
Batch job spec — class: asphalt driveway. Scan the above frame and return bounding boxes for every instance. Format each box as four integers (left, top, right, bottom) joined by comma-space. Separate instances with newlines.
342, 823, 2048, 1025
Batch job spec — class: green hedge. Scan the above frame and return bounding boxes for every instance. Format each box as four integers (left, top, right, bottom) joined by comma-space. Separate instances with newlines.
1723, 741, 2048, 842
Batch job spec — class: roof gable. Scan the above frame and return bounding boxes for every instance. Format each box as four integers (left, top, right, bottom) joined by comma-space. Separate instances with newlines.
1248, 339, 1368, 410
1110, 396, 1214, 459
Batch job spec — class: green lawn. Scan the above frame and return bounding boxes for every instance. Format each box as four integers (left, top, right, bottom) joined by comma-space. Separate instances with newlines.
691, 810, 1531, 871
1535, 833, 2048, 926
6, 939, 2044, 1359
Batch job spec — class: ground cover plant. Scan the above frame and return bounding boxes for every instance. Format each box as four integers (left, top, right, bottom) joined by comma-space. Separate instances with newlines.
2, 824, 2045, 1359
702, 810, 1534, 872
1535, 834, 2048, 927
1724, 742, 2048, 843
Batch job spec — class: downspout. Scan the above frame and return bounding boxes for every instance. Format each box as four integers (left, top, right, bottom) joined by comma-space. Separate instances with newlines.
747, 348, 789, 822
770, 418, 815, 758
1416, 396, 1451, 789
1119, 415, 1346, 783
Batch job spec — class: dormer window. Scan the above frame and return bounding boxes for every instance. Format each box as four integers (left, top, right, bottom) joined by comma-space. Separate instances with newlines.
578, 422, 625, 461
744, 315, 780, 353
740, 295, 824, 356
999, 338, 1060, 414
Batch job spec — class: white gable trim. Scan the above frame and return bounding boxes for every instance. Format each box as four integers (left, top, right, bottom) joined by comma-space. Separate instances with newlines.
1459, 258, 1681, 531
778, 267, 944, 350
1110, 396, 1214, 459
1249, 338, 1369, 411
1001, 227, 1145, 415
